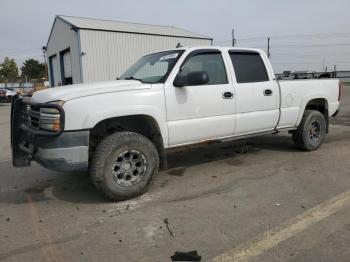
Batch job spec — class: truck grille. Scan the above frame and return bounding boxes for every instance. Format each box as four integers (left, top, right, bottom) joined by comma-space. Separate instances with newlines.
28, 106, 40, 130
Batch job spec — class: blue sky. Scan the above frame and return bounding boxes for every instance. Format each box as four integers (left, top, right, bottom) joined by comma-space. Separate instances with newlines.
1, 0, 350, 73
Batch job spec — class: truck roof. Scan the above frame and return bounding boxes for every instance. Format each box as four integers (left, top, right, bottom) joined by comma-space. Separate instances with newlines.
177, 46, 265, 54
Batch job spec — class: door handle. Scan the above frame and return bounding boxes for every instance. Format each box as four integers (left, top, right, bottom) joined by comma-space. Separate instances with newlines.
263, 89, 273, 96
223, 92, 234, 99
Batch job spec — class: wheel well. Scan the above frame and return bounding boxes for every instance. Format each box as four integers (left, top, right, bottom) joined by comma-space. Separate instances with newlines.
304, 98, 329, 132
89, 115, 167, 169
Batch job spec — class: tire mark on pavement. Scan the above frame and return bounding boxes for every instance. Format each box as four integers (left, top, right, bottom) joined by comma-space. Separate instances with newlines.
25, 194, 65, 262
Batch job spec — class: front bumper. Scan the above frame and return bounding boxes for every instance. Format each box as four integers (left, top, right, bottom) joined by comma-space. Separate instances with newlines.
11, 96, 89, 172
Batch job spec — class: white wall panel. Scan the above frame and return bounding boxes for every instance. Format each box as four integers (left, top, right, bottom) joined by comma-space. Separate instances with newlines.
79, 30, 211, 83
59, 15, 211, 39
47, 18, 81, 86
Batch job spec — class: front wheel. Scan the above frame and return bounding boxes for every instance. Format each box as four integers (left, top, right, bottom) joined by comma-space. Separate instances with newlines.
90, 132, 159, 201
292, 110, 326, 151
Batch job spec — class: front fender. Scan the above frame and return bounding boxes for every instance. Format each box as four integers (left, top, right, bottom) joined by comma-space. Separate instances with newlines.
84, 106, 168, 145
62, 87, 169, 146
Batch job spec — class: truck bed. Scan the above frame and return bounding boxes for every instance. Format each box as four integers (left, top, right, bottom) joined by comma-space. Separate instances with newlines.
277, 79, 340, 129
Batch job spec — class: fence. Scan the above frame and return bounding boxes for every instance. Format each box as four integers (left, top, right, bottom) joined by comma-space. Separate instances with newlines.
276, 71, 350, 81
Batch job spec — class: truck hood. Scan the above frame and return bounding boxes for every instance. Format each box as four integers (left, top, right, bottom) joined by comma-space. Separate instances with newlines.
31, 80, 151, 103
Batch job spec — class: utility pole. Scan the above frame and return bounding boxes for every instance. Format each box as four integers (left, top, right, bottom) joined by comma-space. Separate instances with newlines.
267, 37, 271, 59
333, 65, 337, 78
232, 28, 236, 47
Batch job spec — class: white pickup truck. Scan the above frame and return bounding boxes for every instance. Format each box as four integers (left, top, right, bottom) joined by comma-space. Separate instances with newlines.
11, 46, 342, 200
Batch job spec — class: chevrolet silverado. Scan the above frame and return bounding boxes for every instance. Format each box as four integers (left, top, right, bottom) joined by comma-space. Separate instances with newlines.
11, 47, 342, 200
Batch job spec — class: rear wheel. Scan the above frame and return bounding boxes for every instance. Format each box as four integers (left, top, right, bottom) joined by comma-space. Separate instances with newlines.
90, 131, 159, 201
292, 110, 326, 151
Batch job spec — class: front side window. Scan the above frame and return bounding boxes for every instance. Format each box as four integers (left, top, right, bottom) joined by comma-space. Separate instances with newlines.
229, 52, 269, 83
179, 53, 228, 85
120, 50, 184, 84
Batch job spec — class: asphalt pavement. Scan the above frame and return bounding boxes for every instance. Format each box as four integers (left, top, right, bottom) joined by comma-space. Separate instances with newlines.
0, 84, 350, 262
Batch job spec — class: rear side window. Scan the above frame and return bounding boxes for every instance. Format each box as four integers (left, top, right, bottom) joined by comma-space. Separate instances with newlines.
229, 52, 269, 83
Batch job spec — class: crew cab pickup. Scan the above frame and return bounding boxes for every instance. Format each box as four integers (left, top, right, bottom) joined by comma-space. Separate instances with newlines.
11, 47, 342, 200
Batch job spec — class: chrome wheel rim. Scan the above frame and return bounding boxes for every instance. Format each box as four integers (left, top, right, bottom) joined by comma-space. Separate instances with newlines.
112, 150, 147, 187
309, 120, 321, 143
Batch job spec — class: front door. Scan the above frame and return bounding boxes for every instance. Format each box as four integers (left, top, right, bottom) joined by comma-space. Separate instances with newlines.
165, 49, 236, 146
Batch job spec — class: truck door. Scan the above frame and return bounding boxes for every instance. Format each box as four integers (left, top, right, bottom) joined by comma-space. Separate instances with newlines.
165, 49, 236, 146
228, 50, 279, 134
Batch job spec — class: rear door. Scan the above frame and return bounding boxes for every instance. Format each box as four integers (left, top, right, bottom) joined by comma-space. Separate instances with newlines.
165, 49, 236, 146
228, 51, 279, 134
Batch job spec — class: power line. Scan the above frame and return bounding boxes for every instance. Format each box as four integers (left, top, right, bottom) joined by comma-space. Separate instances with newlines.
0, 47, 41, 56
269, 32, 350, 39
213, 40, 234, 44
272, 52, 350, 56
215, 43, 350, 49
0, 53, 43, 59
238, 43, 350, 49
237, 32, 350, 41
215, 32, 350, 45
269, 43, 350, 48
272, 61, 350, 65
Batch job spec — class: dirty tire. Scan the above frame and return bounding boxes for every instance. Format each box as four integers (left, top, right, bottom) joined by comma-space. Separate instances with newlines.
292, 110, 326, 151
90, 132, 159, 201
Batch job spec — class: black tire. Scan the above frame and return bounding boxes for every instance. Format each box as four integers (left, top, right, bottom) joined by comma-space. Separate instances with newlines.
292, 110, 326, 151
90, 131, 159, 201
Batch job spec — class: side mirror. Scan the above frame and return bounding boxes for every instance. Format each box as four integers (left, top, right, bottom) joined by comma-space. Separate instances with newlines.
174, 71, 210, 87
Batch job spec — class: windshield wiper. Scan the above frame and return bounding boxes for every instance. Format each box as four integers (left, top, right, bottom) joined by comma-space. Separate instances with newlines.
124, 76, 144, 83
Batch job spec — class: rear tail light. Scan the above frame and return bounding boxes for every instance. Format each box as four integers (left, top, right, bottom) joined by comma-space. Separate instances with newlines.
338, 81, 343, 101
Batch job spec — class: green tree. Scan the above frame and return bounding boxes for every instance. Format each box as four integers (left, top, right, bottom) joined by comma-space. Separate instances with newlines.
0, 57, 19, 85
20, 59, 46, 80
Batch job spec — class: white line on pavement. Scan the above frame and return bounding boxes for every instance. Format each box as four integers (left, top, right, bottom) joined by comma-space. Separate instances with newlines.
213, 189, 350, 262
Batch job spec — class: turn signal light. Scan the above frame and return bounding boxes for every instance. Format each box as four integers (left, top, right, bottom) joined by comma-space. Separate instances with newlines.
40, 119, 61, 132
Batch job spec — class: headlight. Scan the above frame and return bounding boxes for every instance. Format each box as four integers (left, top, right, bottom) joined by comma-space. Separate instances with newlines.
39, 100, 64, 132
40, 100, 65, 114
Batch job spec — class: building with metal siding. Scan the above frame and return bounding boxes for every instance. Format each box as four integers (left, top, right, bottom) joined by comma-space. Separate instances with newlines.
46, 15, 212, 87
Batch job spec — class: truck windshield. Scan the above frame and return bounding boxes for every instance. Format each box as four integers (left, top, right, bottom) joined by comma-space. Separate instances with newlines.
120, 50, 184, 84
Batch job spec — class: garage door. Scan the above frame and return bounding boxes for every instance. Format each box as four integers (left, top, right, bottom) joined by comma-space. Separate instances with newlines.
50, 55, 59, 87
63, 51, 72, 78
